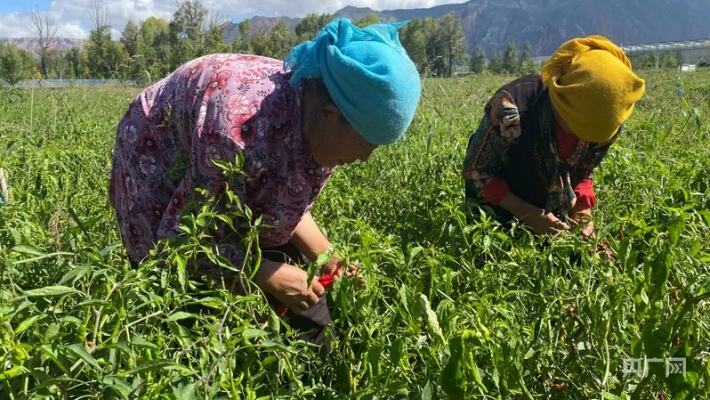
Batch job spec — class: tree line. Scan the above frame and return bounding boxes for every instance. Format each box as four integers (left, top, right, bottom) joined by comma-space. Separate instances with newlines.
0, 1, 540, 86
1, 0, 675, 86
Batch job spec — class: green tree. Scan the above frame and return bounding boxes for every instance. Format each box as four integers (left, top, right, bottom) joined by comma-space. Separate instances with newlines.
260, 20, 296, 59
121, 21, 141, 58
138, 17, 172, 81
502, 42, 518, 74
171, 1, 207, 41
250, 33, 269, 57
232, 20, 253, 53
84, 2, 128, 79
169, 1, 208, 69
44, 48, 67, 79
433, 13, 469, 77
660, 51, 681, 68
295, 13, 331, 41
519, 41, 534, 74
86, 25, 129, 79
470, 45, 486, 73
400, 18, 436, 73
121, 20, 144, 80
0, 44, 29, 85
204, 22, 229, 54
64, 47, 89, 79
355, 13, 380, 27
488, 51, 505, 74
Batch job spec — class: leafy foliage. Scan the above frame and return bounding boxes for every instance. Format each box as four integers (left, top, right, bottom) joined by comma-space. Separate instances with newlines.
0, 44, 37, 85
400, 15, 469, 77
0, 70, 708, 398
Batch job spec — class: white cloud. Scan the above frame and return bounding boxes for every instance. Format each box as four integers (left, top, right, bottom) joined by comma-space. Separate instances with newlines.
0, 13, 33, 38
0, 0, 461, 39
56, 22, 88, 38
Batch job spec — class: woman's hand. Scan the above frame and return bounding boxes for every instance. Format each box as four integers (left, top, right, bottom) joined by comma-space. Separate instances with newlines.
569, 208, 595, 238
320, 258, 360, 279
522, 211, 571, 235
255, 261, 325, 314
499, 192, 569, 235
580, 222, 595, 238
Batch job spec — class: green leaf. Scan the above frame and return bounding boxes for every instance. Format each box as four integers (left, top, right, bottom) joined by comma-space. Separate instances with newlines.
59, 265, 93, 285
408, 246, 424, 263
103, 375, 134, 398
40, 344, 69, 373
667, 216, 684, 246
470, 358, 487, 393
0, 365, 30, 381
419, 294, 445, 343
61, 316, 82, 326
440, 336, 466, 399
391, 337, 404, 368
242, 328, 268, 339
398, 284, 410, 316
22, 285, 76, 297
11, 244, 44, 256
166, 311, 196, 322
421, 380, 433, 400
175, 253, 187, 289
67, 343, 101, 371
307, 250, 333, 284
650, 250, 671, 299
163, 364, 196, 376
172, 382, 197, 400
130, 336, 159, 349
99, 243, 123, 257
13, 252, 75, 265
125, 359, 174, 374
15, 314, 45, 335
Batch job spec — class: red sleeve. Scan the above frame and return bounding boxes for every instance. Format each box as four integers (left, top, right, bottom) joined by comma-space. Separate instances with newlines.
481, 177, 509, 205
574, 178, 596, 209
554, 119, 579, 160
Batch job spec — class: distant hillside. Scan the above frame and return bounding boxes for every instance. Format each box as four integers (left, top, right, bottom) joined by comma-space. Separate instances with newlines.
0, 37, 84, 53
225, 0, 710, 56
4, 0, 709, 57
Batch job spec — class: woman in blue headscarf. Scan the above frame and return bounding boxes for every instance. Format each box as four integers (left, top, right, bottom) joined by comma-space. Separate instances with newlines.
109, 19, 421, 341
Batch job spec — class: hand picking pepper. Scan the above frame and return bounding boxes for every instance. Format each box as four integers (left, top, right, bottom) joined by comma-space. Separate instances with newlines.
277, 269, 338, 317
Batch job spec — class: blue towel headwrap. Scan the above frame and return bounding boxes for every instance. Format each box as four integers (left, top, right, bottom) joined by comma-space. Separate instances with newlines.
285, 18, 421, 145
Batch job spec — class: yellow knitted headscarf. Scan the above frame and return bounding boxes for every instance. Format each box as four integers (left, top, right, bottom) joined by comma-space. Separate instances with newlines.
541, 35, 645, 143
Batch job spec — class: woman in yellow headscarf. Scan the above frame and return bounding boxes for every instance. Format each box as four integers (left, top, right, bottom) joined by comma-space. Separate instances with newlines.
462, 36, 645, 235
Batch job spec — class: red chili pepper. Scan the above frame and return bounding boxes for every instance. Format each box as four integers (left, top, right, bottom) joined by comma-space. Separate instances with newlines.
318, 270, 335, 289
276, 270, 338, 317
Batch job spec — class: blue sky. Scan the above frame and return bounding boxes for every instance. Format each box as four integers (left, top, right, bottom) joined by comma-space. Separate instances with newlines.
0, 0, 461, 39
0, 1, 52, 14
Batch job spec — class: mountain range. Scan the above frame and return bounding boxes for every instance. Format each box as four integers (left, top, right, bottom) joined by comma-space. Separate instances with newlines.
228, 0, 710, 56
0, 37, 84, 53
4, 0, 709, 57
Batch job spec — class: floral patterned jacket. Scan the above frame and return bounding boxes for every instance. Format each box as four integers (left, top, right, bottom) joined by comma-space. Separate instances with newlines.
109, 54, 332, 265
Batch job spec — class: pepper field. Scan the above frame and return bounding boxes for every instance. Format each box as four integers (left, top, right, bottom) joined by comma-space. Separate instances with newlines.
0, 70, 708, 399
